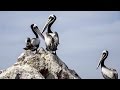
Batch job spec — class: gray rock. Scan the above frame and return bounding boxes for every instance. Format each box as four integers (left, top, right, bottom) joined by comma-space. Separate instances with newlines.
0, 47, 81, 79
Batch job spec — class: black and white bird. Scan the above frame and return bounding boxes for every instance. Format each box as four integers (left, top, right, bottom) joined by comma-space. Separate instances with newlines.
42, 14, 59, 54
24, 24, 44, 53
96, 50, 118, 79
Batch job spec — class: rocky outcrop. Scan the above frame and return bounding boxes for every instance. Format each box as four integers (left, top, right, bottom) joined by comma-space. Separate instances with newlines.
0, 47, 81, 79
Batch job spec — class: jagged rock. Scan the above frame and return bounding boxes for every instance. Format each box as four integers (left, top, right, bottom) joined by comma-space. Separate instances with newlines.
0, 47, 81, 79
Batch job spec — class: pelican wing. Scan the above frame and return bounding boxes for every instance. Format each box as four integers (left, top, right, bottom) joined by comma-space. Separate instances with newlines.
112, 69, 118, 79
108, 68, 118, 79
103, 73, 118, 79
102, 67, 118, 79
113, 72, 118, 79
53, 32, 59, 46
31, 38, 40, 47
102, 72, 112, 79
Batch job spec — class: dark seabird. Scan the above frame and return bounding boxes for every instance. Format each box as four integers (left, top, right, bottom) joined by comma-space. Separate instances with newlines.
24, 24, 44, 53
42, 14, 59, 54
97, 50, 118, 79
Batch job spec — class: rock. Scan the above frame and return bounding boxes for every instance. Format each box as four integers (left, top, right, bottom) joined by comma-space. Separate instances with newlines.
0, 70, 2, 74
0, 47, 81, 79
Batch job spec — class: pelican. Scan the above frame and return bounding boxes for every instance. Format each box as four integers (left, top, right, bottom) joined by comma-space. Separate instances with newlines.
24, 24, 44, 53
42, 14, 59, 54
97, 50, 118, 79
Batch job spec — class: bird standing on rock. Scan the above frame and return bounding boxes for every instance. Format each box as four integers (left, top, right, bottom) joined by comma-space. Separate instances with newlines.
42, 14, 59, 55
24, 24, 44, 53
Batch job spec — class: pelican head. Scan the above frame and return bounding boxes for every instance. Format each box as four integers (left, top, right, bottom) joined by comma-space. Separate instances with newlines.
42, 14, 56, 33
30, 24, 40, 38
48, 14, 56, 21
31, 24, 38, 30
96, 50, 109, 69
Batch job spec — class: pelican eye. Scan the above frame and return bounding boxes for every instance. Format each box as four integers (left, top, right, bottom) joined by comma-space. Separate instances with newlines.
48, 16, 52, 19
103, 52, 106, 54
33, 26, 38, 29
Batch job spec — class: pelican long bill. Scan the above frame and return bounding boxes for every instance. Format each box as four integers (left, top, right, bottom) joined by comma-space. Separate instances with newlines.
42, 18, 52, 33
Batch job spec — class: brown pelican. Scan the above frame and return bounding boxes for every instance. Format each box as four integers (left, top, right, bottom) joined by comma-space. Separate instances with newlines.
42, 14, 59, 54
24, 24, 44, 53
97, 50, 118, 79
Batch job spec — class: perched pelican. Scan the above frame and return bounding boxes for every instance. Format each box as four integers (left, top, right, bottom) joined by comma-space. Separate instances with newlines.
42, 14, 59, 54
24, 24, 44, 52
97, 50, 118, 79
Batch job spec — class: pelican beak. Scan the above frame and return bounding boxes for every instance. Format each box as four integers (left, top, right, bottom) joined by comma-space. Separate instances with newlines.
96, 53, 105, 69
96, 59, 102, 69
34, 26, 45, 40
42, 18, 52, 33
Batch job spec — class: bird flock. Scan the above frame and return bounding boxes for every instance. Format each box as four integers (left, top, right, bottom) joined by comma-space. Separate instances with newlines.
24, 14, 59, 55
23, 14, 118, 79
